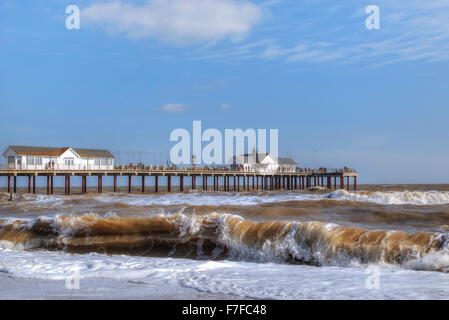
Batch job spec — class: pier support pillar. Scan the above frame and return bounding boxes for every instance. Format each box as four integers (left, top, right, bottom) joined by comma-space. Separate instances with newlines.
242, 176, 245, 191
155, 175, 159, 193
180, 175, 184, 192
237, 176, 240, 192
50, 176, 53, 195
192, 176, 196, 190
128, 176, 132, 193
33, 176, 36, 194
334, 177, 337, 189
47, 176, 50, 195
354, 176, 357, 190
14, 176, 17, 193
28, 176, 31, 193
113, 176, 117, 192
98, 175, 102, 193
167, 175, 171, 192
7, 176, 11, 193
81, 176, 85, 195
347, 176, 350, 191
142, 176, 145, 193
340, 176, 344, 189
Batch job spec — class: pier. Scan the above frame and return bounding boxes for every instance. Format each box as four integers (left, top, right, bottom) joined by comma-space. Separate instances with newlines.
0, 168, 357, 195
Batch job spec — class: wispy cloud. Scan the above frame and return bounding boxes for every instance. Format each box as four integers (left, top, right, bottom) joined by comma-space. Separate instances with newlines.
82, 0, 263, 44
219, 103, 232, 111
180, 0, 449, 67
157, 103, 186, 113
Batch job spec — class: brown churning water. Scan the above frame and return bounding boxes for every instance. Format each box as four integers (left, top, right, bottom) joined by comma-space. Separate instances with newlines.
1, 184, 449, 272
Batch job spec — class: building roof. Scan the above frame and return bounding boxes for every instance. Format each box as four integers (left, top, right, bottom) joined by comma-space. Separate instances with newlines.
73, 148, 114, 158
276, 157, 297, 165
232, 152, 270, 164
6, 145, 114, 158
8, 145, 70, 156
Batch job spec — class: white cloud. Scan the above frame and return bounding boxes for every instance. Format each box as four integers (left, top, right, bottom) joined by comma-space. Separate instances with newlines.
219, 103, 232, 110
157, 103, 186, 113
82, 0, 263, 44
182, 0, 449, 66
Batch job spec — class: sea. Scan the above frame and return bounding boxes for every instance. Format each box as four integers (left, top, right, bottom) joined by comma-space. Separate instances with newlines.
2, 184, 449, 299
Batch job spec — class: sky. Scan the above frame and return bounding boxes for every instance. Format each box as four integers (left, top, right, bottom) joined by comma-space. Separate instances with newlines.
0, 0, 449, 184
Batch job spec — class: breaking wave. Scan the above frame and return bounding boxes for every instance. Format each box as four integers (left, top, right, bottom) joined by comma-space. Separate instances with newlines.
326, 190, 449, 205
1, 212, 449, 272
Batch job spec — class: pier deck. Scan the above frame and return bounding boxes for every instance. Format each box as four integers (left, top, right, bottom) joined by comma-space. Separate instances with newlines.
0, 169, 357, 195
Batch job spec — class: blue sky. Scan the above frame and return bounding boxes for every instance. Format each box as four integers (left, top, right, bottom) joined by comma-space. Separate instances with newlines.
1, 0, 449, 183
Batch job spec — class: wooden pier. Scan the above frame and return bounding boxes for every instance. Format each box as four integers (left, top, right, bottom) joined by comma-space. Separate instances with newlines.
0, 169, 357, 195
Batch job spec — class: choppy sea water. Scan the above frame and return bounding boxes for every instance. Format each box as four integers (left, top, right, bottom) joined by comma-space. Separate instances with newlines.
2, 185, 449, 299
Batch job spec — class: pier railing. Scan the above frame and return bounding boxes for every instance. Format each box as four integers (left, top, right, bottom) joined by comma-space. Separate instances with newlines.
0, 163, 357, 175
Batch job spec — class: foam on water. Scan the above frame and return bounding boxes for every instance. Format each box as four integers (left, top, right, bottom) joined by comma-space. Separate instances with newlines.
5, 189, 449, 209
1, 248, 449, 299
326, 189, 449, 205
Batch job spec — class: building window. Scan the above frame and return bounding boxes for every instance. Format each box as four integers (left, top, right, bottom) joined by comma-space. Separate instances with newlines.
64, 158, 74, 166
101, 158, 112, 165
26, 156, 42, 165
8, 156, 15, 164
95, 158, 100, 165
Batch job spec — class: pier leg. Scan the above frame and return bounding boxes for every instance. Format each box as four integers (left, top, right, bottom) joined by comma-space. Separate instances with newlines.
67, 176, 70, 195
114, 176, 117, 192
340, 176, 344, 189
28, 176, 31, 193
98, 175, 102, 193
47, 176, 50, 195
334, 177, 337, 189
128, 176, 132, 193
33, 176, 36, 194
242, 176, 245, 191
354, 176, 357, 190
192, 176, 196, 190
233, 176, 236, 192
167, 175, 171, 192
347, 176, 350, 191
51, 176, 53, 194
227, 176, 230, 191
142, 176, 145, 193
65, 176, 68, 195
7, 176, 11, 193
180, 175, 184, 192
14, 176, 17, 193
81, 176, 85, 194
237, 176, 240, 192
155, 175, 159, 193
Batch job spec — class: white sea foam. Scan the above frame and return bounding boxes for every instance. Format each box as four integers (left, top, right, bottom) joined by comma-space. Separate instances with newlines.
326, 189, 449, 205
6, 189, 449, 209
0, 248, 449, 299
